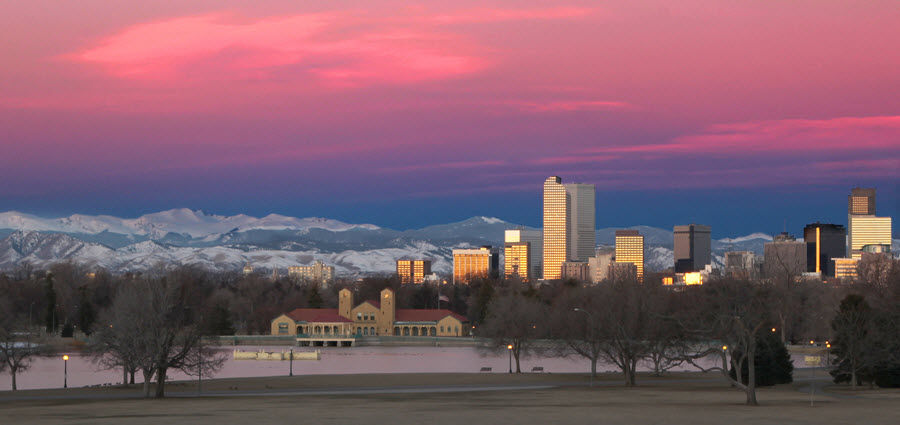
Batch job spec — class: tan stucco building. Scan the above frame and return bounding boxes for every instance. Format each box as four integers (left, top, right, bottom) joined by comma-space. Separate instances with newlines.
271, 288, 469, 338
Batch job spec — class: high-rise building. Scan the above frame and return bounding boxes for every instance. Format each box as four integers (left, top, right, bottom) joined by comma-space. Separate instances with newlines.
673, 224, 712, 273
848, 187, 876, 215
833, 257, 859, 279
288, 260, 335, 285
847, 187, 891, 260
763, 233, 807, 280
505, 229, 542, 281
848, 216, 892, 260
396, 259, 432, 285
615, 230, 644, 282
452, 246, 499, 284
565, 183, 596, 262
543, 176, 569, 280
803, 223, 846, 277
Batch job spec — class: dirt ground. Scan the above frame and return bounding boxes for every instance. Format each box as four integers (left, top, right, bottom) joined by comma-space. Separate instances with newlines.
2, 372, 899, 425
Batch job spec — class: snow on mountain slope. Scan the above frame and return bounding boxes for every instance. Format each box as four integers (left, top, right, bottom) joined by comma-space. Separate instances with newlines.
0, 209, 380, 239
718, 233, 773, 243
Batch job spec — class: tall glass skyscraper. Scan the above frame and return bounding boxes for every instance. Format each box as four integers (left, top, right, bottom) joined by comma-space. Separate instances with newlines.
542, 176, 569, 280
565, 183, 596, 262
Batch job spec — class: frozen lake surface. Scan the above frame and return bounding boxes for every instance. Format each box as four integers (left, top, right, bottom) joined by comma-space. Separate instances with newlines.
0, 345, 813, 391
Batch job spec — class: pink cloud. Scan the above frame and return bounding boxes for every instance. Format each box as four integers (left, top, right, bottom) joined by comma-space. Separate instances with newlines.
528, 155, 619, 165
507, 100, 633, 113
69, 12, 486, 87
429, 7, 596, 24
586, 116, 900, 155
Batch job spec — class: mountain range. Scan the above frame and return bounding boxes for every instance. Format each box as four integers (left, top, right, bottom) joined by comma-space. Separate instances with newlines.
1, 209, 895, 276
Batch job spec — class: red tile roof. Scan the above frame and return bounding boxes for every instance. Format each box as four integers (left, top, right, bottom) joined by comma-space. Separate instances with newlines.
286, 308, 353, 323
395, 309, 468, 323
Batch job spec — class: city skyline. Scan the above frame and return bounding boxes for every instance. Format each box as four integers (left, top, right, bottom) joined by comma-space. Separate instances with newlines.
1, 1, 898, 236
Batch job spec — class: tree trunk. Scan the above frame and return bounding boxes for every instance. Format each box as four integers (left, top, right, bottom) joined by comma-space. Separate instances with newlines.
514, 351, 521, 373
155, 367, 167, 398
591, 357, 597, 377
851, 368, 857, 390
130, 370, 135, 385
746, 346, 758, 406
122, 367, 127, 386
11, 370, 16, 391
142, 368, 153, 398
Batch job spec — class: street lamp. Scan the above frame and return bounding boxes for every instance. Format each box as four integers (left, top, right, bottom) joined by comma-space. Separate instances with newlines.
573, 308, 594, 387
290, 348, 294, 377
63, 355, 69, 388
507, 344, 513, 373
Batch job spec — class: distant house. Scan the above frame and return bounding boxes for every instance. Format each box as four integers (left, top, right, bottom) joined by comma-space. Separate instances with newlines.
271, 288, 469, 338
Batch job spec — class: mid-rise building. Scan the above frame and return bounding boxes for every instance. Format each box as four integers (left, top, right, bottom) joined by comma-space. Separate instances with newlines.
504, 229, 543, 281
803, 223, 846, 277
724, 251, 758, 279
288, 260, 335, 285
588, 251, 614, 284
396, 259, 432, 285
565, 183, 596, 262
608, 261, 638, 282
763, 233, 807, 280
561, 261, 590, 282
833, 257, 859, 279
453, 246, 499, 284
674, 224, 712, 273
615, 230, 644, 282
543, 176, 569, 280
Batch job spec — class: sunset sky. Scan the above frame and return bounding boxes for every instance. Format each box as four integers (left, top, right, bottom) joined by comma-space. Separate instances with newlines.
1, 0, 898, 235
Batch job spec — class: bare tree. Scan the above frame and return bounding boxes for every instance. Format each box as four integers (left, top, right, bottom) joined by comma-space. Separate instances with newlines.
593, 277, 653, 386
479, 292, 546, 373
94, 275, 220, 398
0, 300, 49, 391
673, 277, 773, 406
551, 286, 605, 380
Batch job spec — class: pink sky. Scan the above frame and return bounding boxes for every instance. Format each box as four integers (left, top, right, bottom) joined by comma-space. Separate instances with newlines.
0, 0, 898, 228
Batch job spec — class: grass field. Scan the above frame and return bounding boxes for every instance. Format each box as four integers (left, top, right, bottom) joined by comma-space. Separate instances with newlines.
2, 372, 898, 425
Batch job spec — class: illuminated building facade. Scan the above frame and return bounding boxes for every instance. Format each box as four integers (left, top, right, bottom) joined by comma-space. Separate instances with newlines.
848, 187, 876, 215
565, 183, 596, 262
848, 216, 892, 260
543, 176, 569, 279
614, 230, 644, 282
505, 229, 542, 281
588, 251, 614, 284
288, 260, 335, 285
833, 257, 859, 279
397, 259, 432, 285
452, 246, 499, 284
803, 223, 846, 277
673, 224, 711, 272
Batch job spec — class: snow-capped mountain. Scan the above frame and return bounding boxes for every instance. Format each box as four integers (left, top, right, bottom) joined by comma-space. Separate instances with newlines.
2, 209, 861, 276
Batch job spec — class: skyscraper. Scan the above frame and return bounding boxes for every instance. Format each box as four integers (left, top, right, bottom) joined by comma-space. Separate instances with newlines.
763, 233, 807, 280
505, 229, 542, 281
543, 176, 569, 280
847, 188, 891, 260
673, 224, 711, 273
565, 183, 596, 262
803, 223, 846, 277
615, 230, 644, 282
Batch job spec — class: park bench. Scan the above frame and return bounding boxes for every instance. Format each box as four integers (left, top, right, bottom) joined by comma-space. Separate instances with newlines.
479, 367, 492, 372
531, 366, 544, 373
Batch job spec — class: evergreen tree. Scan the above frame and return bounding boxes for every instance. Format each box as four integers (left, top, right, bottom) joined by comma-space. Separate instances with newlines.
77, 286, 96, 335
730, 330, 794, 386
203, 303, 236, 336
307, 284, 324, 309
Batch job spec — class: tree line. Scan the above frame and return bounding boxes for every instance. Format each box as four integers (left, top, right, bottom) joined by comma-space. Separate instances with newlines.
1, 255, 899, 402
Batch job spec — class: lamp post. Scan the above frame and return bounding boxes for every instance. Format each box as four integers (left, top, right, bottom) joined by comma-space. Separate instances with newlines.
290, 348, 294, 377
507, 344, 513, 373
573, 308, 594, 387
63, 355, 69, 388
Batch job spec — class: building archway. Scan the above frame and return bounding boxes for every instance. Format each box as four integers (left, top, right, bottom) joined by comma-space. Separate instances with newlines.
403, 327, 410, 336
430, 327, 436, 336
412, 327, 419, 336
394, 327, 400, 336
370, 327, 375, 335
